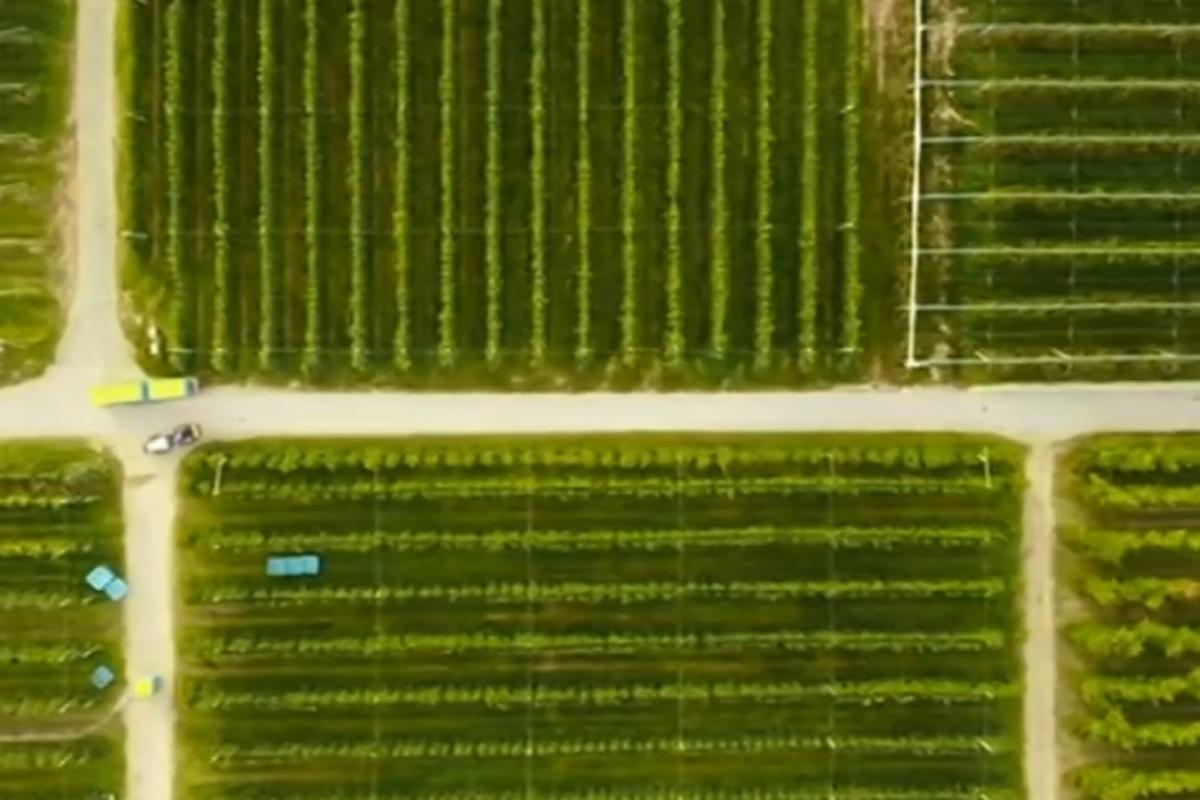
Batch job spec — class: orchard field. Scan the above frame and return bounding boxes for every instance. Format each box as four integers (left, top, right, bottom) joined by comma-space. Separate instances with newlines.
0, 442, 125, 799
912, 0, 1200, 380
0, 1, 73, 385
119, 0, 869, 389
177, 434, 1025, 800
1062, 434, 1200, 800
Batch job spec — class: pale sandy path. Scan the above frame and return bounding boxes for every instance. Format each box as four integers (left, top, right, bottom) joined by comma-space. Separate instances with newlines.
117, 442, 179, 800
1023, 444, 1060, 800
68, 3, 176, 800
57, 0, 134, 384
0, 692, 129, 743
11, 383, 1200, 443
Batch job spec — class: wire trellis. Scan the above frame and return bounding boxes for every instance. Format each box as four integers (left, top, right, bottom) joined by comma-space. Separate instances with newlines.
908, 1, 1200, 370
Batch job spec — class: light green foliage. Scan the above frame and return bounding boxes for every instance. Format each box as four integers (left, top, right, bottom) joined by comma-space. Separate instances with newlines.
347, 0, 367, 370
393, 0, 411, 370
210, 0, 231, 371
164, 0, 185, 369
752, 0, 774, 371
1080, 768, 1200, 800
177, 434, 1024, 799
799, 0, 820, 362
1066, 434, 1200, 796
574, 0, 593, 365
257, 0, 277, 368
0, 442, 123, 795
529, 0, 548, 366
840, 0, 862, 353
301, 0, 322, 374
619, 0, 638, 366
708, 0, 728, 360
663, 0, 684, 367
484, 0, 503, 367
436, 0, 457, 367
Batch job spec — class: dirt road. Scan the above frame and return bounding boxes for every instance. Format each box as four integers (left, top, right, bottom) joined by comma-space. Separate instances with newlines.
68, 3, 176, 800
59, 0, 134, 384
118, 444, 178, 800
1023, 445, 1060, 800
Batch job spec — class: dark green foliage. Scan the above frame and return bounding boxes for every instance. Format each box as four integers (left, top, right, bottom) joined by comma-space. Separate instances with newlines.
119, 0, 869, 389
0, 0, 73, 385
914, 1, 1200, 381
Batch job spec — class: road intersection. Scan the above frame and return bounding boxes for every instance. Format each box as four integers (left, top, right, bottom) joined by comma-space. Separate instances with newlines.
4, 2, 1197, 799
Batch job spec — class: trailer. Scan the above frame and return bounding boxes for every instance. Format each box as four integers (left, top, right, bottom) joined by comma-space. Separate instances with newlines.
90, 377, 199, 407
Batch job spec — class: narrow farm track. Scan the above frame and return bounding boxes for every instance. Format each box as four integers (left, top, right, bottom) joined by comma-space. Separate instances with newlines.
1, 1, 1199, 799
1023, 444, 1060, 800
0, 692, 129, 743
57, 0, 133, 383
119, 444, 178, 800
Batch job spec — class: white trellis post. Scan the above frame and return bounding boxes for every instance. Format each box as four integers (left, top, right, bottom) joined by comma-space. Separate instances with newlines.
905, 0, 925, 367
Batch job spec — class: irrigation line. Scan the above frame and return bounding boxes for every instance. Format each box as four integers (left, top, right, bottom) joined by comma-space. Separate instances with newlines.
910, 352, 1200, 368
825, 452, 839, 788
920, 22, 1200, 34
157, 102, 819, 117
163, 344, 858, 358
0, 690, 129, 743
0, 287, 51, 297
370, 468, 382, 800
919, 246, 1200, 256
922, 191, 1200, 202
674, 456, 686, 788
127, 220, 781, 237
522, 465, 535, 800
922, 78, 1200, 90
917, 301, 1200, 313
0, 236, 44, 252
905, 0, 924, 368
926, 134, 1200, 145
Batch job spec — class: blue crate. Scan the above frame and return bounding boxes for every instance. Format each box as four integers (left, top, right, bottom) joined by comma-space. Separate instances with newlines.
266, 554, 322, 577
90, 665, 116, 690
85, 565, 115, 592
104, 577, 128, 601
